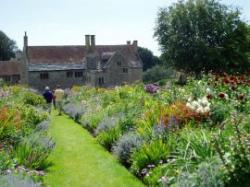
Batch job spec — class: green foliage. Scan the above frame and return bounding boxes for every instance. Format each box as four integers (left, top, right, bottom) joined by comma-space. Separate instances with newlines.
63, 72, 250, 186
23, 92, 46, 107
210, 102, 230, 124
0, 31, 17, 61
131, 140, 169, 175
155, 0, 250, 73
0, 151, 12, 173
213, 116, 250, 186
0, 85, 52, 184
112, 133, 142, 165
176, 157, 225, 187
143, 65, 174, 83
14, 132, 54, 170
138, 47, 160, 71
97, 126, 122, 150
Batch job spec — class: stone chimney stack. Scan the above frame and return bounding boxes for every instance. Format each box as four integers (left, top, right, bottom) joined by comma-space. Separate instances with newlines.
91, 35, 95, 47
127, 40, 131, 45
133, 40, 138, 48
23, 32, 28, 54
85, 35, 90, 48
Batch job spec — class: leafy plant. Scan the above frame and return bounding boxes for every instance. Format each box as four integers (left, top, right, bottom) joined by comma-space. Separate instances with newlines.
14, 133, 55, 170
96, 126, 122, 151
131, 140, 169, 176
0, 151, 12, 173
112, 133, 142, 165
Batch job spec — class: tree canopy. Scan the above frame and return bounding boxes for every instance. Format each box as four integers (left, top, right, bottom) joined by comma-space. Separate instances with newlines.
0, 31, 17, 61
154, 0, 250, 73
138, 47, 160, 71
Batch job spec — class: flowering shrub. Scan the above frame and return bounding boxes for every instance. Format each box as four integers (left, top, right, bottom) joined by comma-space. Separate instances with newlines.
61, 71, 250, 186
186, 96, 211, 114
0, 86, 52, 184
144, 84, 160, 94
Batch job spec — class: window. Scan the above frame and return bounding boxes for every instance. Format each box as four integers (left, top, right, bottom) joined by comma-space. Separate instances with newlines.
67, 71, 73, 78
98, 77, 104, 85
122, 68, 128, 73
75, 71, 83, 77
12, 74, 20, 83
0, 76, 11, 82
117, 61, 121, 66
40, 73, 49, 80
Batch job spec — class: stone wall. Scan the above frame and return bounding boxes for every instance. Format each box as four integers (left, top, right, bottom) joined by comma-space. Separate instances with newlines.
28, 70, 86, 91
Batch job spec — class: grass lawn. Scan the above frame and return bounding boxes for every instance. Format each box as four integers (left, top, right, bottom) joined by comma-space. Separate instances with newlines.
44, 111, 144, 187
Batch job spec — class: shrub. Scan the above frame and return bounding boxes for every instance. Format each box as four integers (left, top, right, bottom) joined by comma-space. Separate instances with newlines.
213, 115, 250, 186
176, 128, 214, 163
176, 157, 225, 187
131, 140, 169, 176
63, 103, 85, 122
23, 92, 46, 107
0, 151, 12, 174
143, 65, 173, 83
0, 106, 21, 144
210, 102, 231, 124
14, 133, 55, 170
95, 116, 119, 136
112, 133, 143, 165
96, 126, 122, 151
35, 121, 50, 132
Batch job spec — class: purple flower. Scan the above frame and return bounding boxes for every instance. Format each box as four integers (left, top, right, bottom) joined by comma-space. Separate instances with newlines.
144, 84, 160, 94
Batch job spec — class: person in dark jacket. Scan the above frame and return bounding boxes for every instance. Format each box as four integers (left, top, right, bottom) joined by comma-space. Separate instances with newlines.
43, 86, 53, 113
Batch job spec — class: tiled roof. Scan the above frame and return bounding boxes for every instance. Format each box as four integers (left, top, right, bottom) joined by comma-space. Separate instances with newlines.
27, 45, 142, 68
0, 61, 22, 75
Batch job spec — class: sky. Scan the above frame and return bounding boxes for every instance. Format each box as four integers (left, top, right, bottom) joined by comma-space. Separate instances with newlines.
1, 0, 250, 56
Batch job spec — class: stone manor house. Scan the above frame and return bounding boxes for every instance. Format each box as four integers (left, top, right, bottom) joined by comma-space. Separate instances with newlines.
0, 33, 143, 90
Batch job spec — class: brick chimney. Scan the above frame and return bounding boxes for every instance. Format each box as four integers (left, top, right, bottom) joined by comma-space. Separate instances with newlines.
127, 40, 131, 45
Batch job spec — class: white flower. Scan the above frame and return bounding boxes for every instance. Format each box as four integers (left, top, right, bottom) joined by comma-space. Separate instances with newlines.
203, 106, 210, 113
187, 97, 192, 102
186, 102, 192, 109
200, 96, 209, 106
191, 101, 199, 109
206, 88, 212, 94
225, 93, 229, 100
196, 107, 204, 113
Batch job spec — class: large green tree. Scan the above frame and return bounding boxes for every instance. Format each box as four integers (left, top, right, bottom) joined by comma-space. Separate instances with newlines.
0, 31, 17, 61
155, 0, 250, 73
138, 47, 160, 71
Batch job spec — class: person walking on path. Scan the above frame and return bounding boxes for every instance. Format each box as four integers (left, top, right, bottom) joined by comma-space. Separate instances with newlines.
54, 85, 65, 115
42, 86, 53, 113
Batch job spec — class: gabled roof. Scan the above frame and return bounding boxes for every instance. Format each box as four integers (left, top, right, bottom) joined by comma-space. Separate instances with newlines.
0, 61, 22, 75
27, 45, 142, 68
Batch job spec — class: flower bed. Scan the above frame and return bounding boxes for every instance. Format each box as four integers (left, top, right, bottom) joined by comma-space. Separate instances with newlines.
62, 73, 250, 186
0, 85, 54, 185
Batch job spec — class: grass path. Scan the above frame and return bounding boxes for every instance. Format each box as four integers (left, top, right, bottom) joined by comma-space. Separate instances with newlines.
44, 111, 144, 187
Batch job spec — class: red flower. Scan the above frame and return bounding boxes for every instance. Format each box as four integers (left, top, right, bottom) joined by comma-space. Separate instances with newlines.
218, 92, 225, 99
238, 94, 244, 101
231, 85, 237, 91
207, 94, 213, 100
223, 78, 230, 84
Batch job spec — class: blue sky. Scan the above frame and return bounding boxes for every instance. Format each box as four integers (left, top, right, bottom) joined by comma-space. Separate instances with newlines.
1, 0, 249, 56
